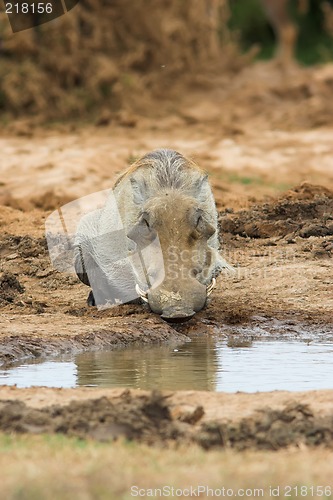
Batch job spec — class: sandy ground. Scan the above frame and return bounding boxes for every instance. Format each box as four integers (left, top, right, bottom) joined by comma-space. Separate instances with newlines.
0, 62, 333, 449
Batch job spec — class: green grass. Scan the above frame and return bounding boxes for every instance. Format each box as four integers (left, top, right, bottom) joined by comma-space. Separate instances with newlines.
227, 173, 264, 185
211, 170, 293, 191
227, 0, 333, 65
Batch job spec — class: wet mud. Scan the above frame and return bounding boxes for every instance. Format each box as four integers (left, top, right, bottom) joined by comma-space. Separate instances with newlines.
0, 390, 333, 451
196, 403, 333, 451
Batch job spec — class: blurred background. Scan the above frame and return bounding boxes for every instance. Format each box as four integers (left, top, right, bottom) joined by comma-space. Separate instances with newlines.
230, 0, 333, 64
1, 0, 333, 211
0, 0, 333, 122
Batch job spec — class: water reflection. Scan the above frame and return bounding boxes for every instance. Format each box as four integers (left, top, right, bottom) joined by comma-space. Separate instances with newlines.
1, 336, 333, 392
76, 335, 219, 391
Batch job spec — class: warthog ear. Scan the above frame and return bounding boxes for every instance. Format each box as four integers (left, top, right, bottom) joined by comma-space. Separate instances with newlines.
194, 174, 211, 203
130, 176, 149, 205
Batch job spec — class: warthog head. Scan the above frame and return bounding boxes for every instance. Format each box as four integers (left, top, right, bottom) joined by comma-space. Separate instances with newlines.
127, 189, 219, 323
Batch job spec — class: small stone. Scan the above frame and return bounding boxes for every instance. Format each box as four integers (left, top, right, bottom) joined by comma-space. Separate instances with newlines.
36, 268, 54, 278
6, 253, 18, 260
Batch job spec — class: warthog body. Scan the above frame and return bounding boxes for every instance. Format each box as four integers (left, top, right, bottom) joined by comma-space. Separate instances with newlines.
74, 149, 231, 322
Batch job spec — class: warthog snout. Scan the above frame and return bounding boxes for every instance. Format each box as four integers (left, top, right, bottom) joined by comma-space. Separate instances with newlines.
147, 278, 207, 323
161, 308, 195, 323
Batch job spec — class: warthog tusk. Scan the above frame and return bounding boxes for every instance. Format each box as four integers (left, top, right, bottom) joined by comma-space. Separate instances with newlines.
206, 278, 216, 296
135, 284, 149, 303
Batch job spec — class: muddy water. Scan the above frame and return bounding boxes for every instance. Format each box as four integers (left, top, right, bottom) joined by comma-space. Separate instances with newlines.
1, 335, 333, 392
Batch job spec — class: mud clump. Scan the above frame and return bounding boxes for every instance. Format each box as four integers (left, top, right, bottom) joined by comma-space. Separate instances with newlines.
0, 395, 333, 451
220, 183, 333, 239
196, 404, 333, 451
0, 234, 47, 259
0, 392, 182, 444
0, 272, 25, 305
16, 235, 48, 258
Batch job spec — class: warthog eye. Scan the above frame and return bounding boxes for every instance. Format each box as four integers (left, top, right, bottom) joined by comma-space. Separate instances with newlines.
143, 217, 150, 229
195, 216, 215, 239
195, 215, 202, 227
140, 211, 151, 229
192, 267, 203, 277
127, 213, 156, 249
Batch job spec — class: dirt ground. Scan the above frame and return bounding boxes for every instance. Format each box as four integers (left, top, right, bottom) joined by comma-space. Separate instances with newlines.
0, 62, 333, 451
1, 387, 333, 451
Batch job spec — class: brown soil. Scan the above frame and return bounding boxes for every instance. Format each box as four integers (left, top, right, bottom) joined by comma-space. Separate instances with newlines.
220, 182, 333, 239
0, 61, 333, 449
0, 388, 333, 451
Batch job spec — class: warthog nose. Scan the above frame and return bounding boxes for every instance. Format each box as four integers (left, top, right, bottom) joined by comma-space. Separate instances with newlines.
161, 307, 195, 323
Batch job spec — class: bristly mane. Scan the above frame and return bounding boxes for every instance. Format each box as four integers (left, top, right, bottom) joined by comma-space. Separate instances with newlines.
114, 149, 206, 192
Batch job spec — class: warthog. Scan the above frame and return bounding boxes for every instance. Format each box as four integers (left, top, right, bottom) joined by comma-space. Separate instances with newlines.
74, 149, 231, 322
